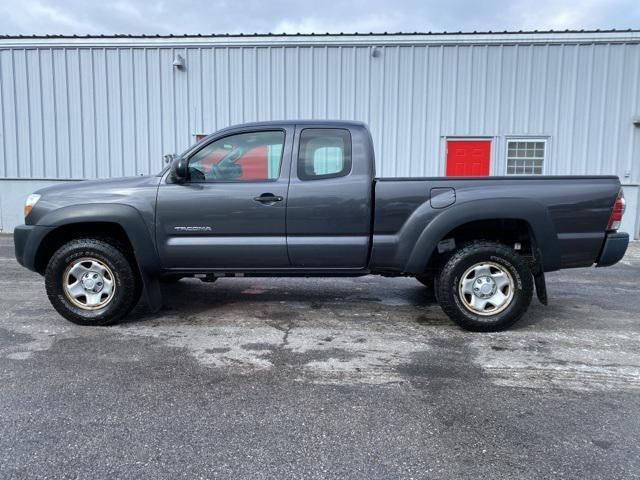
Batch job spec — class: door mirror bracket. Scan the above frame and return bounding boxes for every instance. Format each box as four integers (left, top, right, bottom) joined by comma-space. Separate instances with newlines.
170, 156, 188, 183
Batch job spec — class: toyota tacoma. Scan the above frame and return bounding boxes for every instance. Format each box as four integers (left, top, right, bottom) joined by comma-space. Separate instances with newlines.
14, 121, 629, 331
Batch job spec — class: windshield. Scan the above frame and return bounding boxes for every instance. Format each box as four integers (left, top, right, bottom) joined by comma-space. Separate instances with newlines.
156, 134, 213, 176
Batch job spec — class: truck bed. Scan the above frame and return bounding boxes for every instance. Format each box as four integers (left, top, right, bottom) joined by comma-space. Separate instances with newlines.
371, 175, 621, 272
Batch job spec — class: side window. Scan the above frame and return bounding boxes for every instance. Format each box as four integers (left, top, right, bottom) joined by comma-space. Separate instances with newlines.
298, 128, 352, 180
188, 130, 285, 182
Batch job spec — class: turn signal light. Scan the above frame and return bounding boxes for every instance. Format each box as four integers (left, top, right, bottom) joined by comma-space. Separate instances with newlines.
24, 193, 41, 217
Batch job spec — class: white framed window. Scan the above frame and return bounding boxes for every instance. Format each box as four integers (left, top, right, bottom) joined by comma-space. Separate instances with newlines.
506, 139, 546, 175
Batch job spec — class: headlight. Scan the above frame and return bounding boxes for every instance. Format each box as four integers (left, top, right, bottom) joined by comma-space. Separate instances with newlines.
24, 194, 41, 217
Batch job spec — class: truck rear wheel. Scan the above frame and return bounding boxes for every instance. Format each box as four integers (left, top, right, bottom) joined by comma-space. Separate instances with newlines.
45, 238, 141, 326
435, 241, 533, 332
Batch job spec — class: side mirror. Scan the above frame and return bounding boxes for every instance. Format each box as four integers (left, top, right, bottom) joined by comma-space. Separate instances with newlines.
170, 156, 188, 183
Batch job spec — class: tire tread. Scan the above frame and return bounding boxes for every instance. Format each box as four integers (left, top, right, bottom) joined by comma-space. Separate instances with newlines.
44, 238, 141, 326
435, 240, 533, 332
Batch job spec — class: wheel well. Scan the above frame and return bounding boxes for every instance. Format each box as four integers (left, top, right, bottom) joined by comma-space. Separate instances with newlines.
424, 218, 536, 273
34, 222, 135, 274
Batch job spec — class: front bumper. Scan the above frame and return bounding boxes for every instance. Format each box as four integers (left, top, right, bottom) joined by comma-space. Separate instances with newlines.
596, 232, 629, 267
14, 224, 53, 272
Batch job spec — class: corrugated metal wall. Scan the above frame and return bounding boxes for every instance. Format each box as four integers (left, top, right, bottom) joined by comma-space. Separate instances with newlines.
0, 38, 639, 183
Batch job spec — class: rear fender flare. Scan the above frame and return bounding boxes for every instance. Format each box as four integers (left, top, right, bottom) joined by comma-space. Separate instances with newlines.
404, 198, 560, 273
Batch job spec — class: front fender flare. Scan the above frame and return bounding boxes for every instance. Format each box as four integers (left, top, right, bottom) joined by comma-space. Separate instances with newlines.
37, 203, 161, 276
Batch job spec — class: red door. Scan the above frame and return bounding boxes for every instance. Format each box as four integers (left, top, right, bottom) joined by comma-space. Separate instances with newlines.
446, 140, 491, 176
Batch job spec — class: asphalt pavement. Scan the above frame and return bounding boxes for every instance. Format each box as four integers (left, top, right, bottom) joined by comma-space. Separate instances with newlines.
1, 234, 639, 479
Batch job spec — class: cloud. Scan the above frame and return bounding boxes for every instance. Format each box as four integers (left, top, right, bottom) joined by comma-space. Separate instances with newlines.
494, 0, 638, 31
0, 0, 637, 35
275, 16, 387, 35
0, 0, 99, 33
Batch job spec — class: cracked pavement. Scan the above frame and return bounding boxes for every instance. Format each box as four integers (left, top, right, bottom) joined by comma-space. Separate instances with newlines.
0, 235, 639, 479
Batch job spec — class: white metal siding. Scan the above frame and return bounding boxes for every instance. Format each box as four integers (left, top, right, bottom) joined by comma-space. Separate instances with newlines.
0, 36, 638, 184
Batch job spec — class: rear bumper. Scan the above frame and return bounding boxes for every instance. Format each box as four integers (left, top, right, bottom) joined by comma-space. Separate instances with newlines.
14, 224, 53, 272
596, 232, 629, 267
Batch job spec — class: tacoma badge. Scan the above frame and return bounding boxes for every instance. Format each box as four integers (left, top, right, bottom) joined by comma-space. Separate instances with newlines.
173, 226, 212, 232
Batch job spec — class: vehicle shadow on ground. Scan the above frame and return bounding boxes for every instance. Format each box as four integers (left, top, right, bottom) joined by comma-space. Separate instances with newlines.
121, 278, 440, 326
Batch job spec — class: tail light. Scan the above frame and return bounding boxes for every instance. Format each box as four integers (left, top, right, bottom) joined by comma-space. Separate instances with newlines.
607, 189, 626, 231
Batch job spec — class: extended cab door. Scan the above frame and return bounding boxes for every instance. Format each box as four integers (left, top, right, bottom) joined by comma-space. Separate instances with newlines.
156, 127, 293, 270
286, 125, 373, 269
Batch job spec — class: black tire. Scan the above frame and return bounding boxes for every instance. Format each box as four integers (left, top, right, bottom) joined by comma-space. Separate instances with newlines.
45, 238, 141, 326
435, 241, 533, 332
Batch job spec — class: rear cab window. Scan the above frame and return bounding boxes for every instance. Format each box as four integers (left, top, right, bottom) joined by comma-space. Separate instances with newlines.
298, 128, 352, 180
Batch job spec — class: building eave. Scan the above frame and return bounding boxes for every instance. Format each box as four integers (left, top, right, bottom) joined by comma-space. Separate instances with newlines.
0, 30, 639, 48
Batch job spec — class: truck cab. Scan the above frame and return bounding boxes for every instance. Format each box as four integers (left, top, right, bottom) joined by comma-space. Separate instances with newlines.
157, 121, 374, 272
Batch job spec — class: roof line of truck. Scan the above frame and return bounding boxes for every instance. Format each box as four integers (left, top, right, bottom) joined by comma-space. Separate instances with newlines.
221, 120, 368, 129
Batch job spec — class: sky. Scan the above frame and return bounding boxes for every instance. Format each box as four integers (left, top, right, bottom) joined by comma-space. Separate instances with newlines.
0, 0, 638, 35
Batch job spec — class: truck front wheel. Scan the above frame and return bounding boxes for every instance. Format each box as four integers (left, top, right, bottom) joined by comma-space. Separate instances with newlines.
45, 238, 141, 326
435, 241, 533, 332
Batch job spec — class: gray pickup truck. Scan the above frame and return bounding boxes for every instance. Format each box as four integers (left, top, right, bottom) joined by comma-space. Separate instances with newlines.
14, 120, 629, 331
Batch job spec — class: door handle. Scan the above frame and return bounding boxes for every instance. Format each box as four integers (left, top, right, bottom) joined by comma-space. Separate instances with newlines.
253, 193, 283, 204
